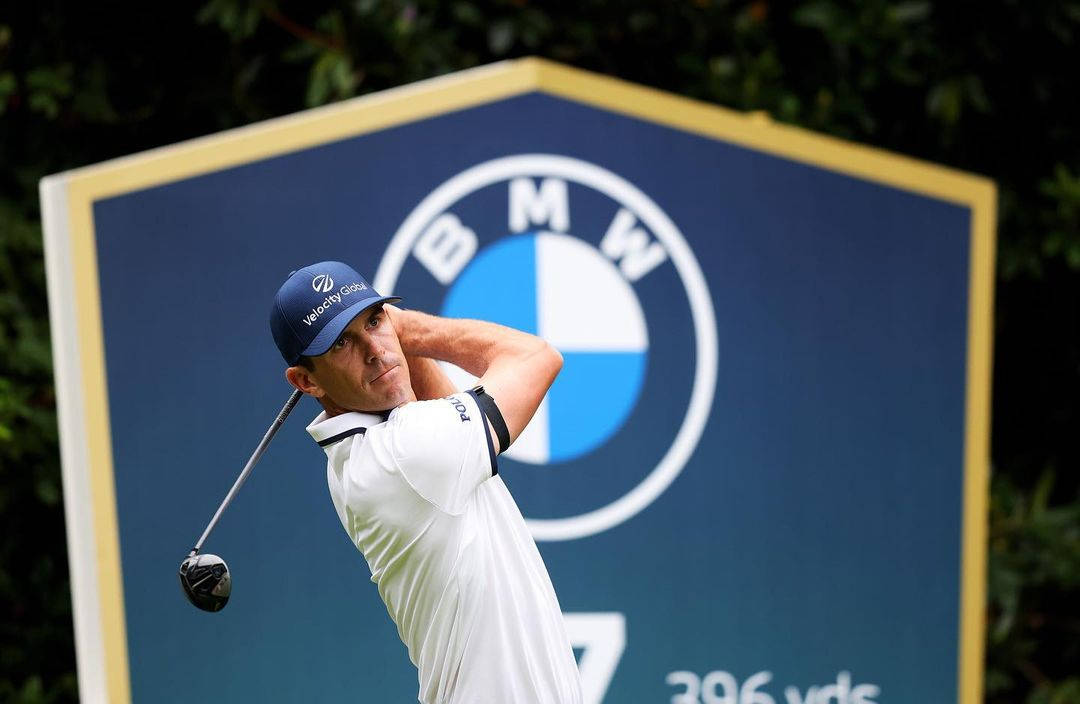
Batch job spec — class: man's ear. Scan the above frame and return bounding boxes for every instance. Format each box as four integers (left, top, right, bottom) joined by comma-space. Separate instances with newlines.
286, 366, 323, 398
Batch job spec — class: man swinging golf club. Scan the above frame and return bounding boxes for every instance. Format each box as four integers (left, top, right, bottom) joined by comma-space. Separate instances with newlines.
270, 260, 583, 704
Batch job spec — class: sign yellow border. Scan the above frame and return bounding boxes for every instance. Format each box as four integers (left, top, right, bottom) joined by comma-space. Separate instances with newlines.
44, 57, 994, 704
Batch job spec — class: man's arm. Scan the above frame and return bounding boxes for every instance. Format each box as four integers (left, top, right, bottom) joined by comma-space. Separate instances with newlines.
385, 306, 458, 401
391, 308, 562, 453
404, 354, 458, 400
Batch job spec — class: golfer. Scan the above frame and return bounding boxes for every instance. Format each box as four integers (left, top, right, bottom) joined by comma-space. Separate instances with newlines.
270, 260, 584, 703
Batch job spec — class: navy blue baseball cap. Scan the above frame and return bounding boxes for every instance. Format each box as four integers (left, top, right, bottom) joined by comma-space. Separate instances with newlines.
270, 261, 400, 365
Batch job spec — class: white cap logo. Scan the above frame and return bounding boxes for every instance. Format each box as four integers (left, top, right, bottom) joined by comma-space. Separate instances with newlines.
312, 274, 334, 292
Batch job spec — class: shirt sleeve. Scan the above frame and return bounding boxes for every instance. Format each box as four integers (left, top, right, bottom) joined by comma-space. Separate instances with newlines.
387, 391, 496, 514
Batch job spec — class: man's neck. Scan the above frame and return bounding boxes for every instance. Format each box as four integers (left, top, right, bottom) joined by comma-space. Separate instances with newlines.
318, 395, 414, 419
318, 397, 351, 419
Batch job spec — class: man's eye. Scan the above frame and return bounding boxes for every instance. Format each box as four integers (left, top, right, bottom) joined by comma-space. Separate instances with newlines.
368, 315, 380, 328
334, 337, 347, 349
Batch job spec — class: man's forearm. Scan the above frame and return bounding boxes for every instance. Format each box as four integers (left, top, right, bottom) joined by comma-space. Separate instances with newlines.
393, 309, 548, 378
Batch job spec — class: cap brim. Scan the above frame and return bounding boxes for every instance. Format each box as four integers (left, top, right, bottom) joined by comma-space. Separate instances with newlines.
299, 295, 402, 359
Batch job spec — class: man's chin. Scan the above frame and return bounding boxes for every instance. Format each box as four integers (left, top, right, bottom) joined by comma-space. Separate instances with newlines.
386, 385, 417, 409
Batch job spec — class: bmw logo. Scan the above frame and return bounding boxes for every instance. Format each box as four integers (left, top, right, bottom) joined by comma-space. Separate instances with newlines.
376, 154, 717, 540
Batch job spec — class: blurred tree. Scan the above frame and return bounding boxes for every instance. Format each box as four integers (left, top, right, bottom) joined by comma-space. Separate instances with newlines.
0, 1, 1076, 702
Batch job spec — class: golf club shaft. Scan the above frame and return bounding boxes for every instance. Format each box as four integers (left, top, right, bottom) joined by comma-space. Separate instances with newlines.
191, 389, 303, 554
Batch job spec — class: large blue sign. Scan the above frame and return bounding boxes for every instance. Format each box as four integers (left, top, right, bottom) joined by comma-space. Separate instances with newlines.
41, 59, 994, 704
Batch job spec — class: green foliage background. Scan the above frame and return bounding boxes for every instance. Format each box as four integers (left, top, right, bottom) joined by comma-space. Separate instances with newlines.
1, 2, 1077, 702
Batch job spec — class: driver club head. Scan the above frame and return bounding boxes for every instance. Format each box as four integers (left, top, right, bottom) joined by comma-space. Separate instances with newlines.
179, 552, 232, 612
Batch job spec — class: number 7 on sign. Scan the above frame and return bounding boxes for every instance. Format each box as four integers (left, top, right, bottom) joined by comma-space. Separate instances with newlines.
564, 612, 626, 704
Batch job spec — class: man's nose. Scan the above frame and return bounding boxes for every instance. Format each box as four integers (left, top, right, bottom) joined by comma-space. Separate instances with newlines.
364, 337, 385, 365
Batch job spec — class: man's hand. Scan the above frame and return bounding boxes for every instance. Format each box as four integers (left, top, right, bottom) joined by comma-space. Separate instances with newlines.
389, 307, 562, 453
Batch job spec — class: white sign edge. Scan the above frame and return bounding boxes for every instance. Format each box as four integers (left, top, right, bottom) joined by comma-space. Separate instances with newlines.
40, 174, 109, 704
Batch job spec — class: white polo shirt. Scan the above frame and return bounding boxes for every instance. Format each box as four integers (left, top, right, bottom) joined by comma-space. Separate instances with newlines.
307, 390, 583, 704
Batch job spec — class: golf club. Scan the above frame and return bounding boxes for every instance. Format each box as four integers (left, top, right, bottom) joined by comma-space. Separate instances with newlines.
179, 388, 303, 612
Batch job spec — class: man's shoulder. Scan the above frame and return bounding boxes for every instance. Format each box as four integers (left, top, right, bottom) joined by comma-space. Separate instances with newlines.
377, 393, 492, 514
381, 392, 489, 474
388, 393, 479, 431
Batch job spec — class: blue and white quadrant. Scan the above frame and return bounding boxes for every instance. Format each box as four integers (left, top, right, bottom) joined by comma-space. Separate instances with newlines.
440, 232, 648, 464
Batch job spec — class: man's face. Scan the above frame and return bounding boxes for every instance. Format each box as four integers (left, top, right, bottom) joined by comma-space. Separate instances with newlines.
299, 305, 415, 413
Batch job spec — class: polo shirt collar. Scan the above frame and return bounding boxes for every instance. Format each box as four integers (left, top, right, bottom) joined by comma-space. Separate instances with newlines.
306, 409, 391, 448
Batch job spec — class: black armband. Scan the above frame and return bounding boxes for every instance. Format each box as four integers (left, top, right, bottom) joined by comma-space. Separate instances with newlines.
467, 385, 510, 455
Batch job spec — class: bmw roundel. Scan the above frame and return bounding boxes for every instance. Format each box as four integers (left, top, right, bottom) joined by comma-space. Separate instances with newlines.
375, 154, 717, 541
